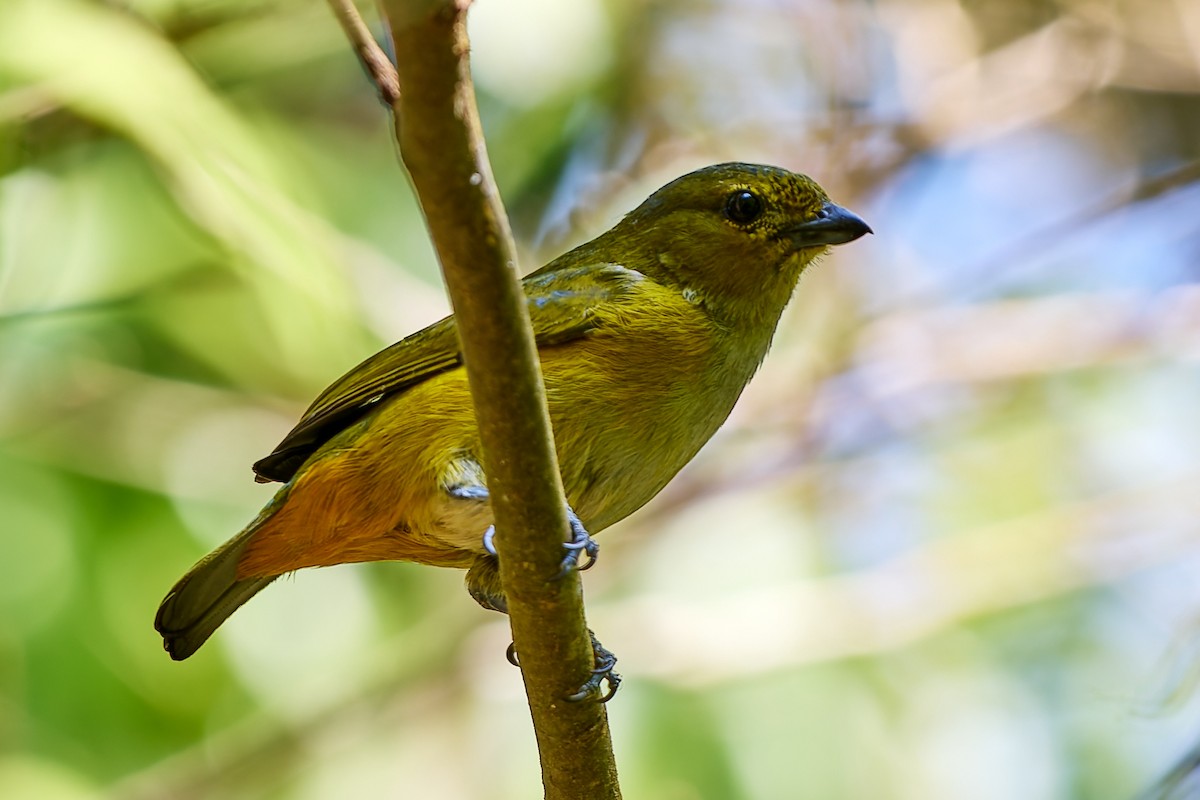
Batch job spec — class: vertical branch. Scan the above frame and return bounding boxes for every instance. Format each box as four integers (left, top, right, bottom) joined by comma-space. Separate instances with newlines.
340, 1, 622, 797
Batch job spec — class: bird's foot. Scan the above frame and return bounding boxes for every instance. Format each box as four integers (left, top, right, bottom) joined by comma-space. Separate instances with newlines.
505, 631, 621, 702
555, 508, 598, 579
566, 631, 621, 703
484, 510, 597, 578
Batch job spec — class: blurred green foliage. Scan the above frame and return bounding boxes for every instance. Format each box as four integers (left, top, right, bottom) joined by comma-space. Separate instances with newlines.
2, 0, 1200, 798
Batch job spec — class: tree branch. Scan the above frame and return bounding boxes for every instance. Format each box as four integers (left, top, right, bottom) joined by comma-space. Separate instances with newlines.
326, 0, 399, 105
365, 1, 621, 797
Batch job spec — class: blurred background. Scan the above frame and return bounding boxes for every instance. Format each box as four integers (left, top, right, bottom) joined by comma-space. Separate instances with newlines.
2, 0, 1199, 797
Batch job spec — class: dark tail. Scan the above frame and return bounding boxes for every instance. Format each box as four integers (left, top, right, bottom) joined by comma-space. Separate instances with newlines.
155, 497, 285, 660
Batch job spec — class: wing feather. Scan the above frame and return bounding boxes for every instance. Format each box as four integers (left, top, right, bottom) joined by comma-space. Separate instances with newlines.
252, 263, 643, 483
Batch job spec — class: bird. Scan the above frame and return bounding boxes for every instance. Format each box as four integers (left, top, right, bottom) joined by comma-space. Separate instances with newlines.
154, 162, 871, 699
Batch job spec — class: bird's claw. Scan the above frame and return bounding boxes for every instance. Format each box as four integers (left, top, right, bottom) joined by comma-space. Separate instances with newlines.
504, 633, 621, 702
566, 632, 621, 703
554, 512, 599, 580
482, 509, 597, 579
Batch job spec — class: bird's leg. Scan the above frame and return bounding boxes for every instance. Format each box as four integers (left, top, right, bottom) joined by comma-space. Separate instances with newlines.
449, 484, 598, 577
448, 482, 490, 502
566, 630, 621, 703
446, 482, 499, 560
555, 506, 600, 578
495, 613, 621, 702
454, 484, 618, 701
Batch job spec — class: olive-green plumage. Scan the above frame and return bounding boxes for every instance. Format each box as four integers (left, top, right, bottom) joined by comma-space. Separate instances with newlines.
155, 162, 870, 660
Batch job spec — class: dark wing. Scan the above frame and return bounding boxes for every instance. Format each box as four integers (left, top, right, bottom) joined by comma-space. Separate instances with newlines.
252, 262, 645, 483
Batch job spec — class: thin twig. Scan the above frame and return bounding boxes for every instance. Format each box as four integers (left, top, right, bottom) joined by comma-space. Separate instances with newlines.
326, 0, 399, 105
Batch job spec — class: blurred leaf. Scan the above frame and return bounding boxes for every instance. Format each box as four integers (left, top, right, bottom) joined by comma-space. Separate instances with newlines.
0, 0, 367, 383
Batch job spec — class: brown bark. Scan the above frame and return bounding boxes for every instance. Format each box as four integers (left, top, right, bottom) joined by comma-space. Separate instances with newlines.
331, 1, 623, 796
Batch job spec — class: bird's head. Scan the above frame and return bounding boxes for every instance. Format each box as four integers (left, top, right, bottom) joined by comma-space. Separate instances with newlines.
604, 162, 871, 326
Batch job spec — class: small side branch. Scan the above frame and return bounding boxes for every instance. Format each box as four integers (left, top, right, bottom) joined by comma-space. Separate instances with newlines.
326, 0, 399, 105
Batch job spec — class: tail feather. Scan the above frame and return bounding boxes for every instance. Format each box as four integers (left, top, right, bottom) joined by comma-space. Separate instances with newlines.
155, 498, 286, 660
156, 575, 277, 660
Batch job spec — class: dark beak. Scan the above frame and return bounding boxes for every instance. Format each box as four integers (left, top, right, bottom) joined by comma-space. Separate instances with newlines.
787, 203, 872, 249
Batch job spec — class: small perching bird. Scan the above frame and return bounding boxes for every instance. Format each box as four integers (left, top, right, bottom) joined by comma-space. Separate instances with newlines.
155, 162, 871, 699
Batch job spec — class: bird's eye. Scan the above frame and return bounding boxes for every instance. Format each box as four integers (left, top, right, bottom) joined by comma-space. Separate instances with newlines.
724, 190, 763, 224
